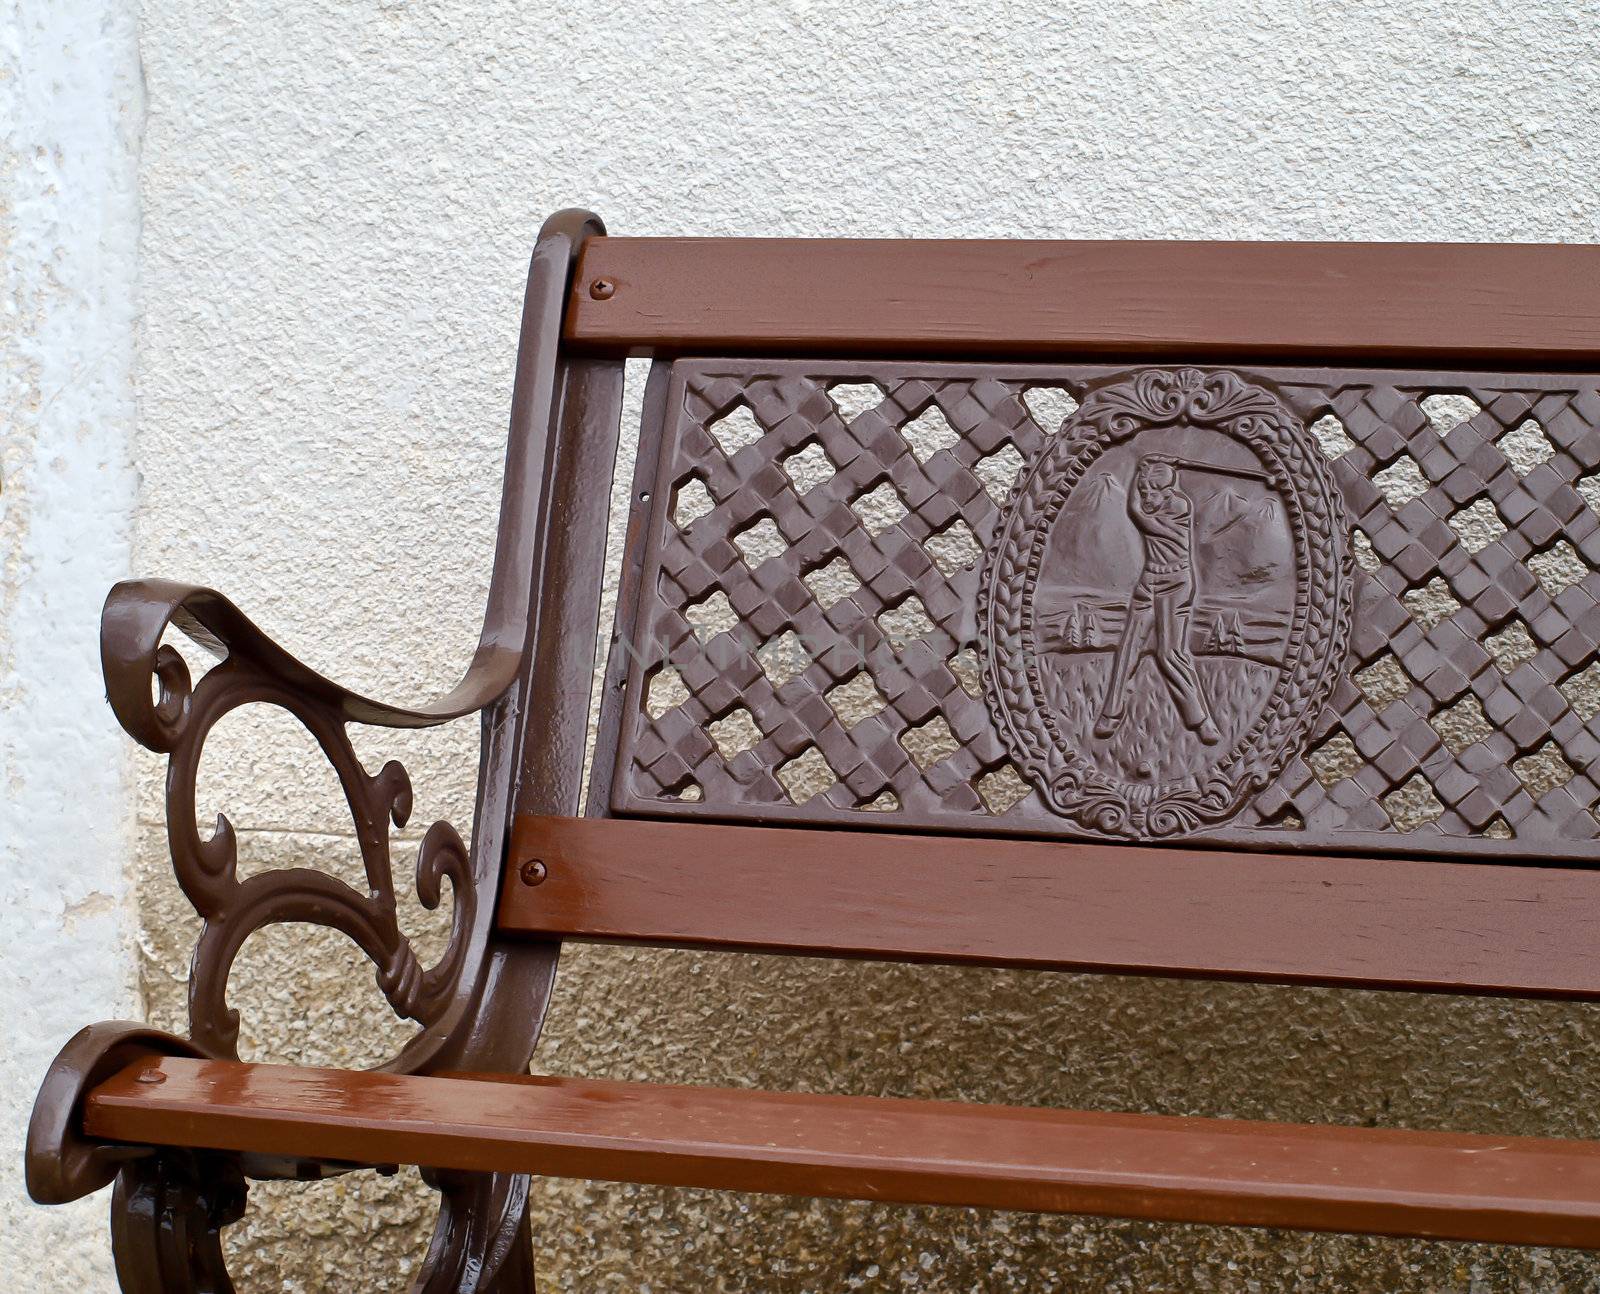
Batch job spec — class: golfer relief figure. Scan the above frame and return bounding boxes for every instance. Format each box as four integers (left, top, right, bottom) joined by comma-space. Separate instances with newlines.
1092, 455, 1222, 745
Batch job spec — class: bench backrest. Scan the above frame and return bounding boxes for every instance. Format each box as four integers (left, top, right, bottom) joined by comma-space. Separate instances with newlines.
501, 235, 1600, 999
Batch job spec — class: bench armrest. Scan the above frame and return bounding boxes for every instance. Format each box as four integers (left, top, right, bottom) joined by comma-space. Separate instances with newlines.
103, 571, 490, 1055
95, 209, 604, 1069
97, 575, 492, 1065
101, 577, 515, 751
29, 207, 601, 1292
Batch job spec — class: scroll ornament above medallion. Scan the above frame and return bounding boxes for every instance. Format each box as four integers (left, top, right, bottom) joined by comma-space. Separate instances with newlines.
979, 368, 1353, 840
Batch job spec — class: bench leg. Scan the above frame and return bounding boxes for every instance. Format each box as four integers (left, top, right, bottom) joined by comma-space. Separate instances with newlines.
106, 1156, 536, 1294
104, 1157, 540, 1294
109, 1150, 248, 1294
415, 1168, 538, 1292
483, 1210, 539, 1293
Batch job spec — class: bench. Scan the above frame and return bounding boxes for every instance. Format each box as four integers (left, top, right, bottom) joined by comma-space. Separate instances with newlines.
27, 209, 1600, 1289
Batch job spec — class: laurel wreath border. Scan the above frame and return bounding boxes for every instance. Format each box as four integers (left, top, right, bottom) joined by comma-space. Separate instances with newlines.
978, 368, 1353, 840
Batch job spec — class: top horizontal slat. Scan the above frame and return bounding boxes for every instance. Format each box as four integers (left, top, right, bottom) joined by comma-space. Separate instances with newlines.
564, 238, 1600, 364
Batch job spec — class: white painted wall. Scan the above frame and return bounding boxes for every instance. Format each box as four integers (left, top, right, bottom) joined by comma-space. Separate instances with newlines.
2, 0, 143, 1287
7, 0, 1600, 1286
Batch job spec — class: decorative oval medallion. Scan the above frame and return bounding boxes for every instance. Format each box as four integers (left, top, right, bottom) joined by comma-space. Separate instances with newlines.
980, 369, 1352, 840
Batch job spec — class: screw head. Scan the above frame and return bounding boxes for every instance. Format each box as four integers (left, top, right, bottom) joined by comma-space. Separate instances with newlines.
519, 859, 549, 887
589, 277, 616, 301
136, 1069, 166, 1085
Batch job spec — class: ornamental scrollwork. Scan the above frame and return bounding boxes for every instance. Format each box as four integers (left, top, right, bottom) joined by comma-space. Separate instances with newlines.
104, 580, 478, 1065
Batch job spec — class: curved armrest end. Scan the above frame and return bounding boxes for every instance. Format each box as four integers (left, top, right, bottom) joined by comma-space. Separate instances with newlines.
26, 1022, 209, 1205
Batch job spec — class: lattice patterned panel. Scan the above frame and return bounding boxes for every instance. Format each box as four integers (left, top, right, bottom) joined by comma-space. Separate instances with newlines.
597, 361, 1600, 861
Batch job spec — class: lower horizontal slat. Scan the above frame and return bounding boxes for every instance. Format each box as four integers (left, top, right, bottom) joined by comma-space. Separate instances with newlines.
87, 1058, 1600, 1248
499, 815, 1600, 998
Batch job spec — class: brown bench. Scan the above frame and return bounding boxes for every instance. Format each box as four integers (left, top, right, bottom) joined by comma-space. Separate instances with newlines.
27, 210, 1600, 1288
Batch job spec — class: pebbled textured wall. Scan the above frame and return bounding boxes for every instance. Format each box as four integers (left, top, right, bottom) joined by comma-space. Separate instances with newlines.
2, 1, 143, 1288
70, 0, 1600, 1289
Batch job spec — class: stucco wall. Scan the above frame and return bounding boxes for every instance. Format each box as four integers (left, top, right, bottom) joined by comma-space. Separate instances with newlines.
14, 0, 1600, 1288
2, 1, 143, 1288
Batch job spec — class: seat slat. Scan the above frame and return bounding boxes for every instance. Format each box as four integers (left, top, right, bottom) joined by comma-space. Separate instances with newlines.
499, 816, 1600, 999
87, 1057, 1600, 1248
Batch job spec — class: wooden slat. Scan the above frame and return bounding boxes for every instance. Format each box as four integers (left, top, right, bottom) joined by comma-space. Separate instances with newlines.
500, 816, 1600, 999
86, 1057, 1600, 1248
565, 237, 1600, 365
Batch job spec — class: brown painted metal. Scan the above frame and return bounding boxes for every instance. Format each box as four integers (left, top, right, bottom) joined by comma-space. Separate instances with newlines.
30, 208, 613, 1292
584, 358, 677, 818
110, 1151, 248, 1294
605, 359, 1600, 862
566, 237, 1600, 365
512, 355, 628, 817
86, 1055, 1600, 1250
427, 336, 630, 1291
25, 1023, 208, 1206
981, 367, 1351, 839
503, 815, 1600, 999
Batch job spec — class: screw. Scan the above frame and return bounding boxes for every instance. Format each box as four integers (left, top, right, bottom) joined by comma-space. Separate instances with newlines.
519, 859, 549, 887
136, 1069, 166, 1085
588, 278, 616, 301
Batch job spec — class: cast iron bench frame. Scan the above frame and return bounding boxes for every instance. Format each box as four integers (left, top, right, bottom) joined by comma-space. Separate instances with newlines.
26, 210, 1600, 1291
